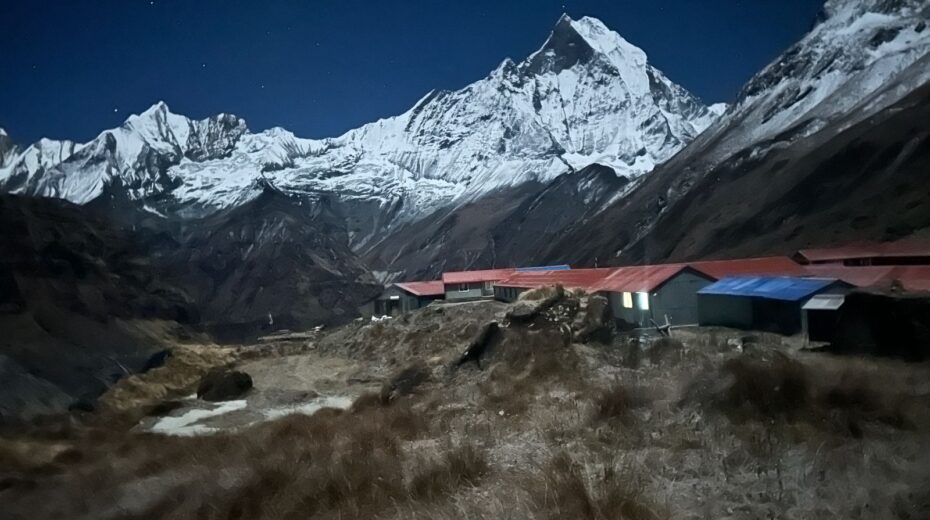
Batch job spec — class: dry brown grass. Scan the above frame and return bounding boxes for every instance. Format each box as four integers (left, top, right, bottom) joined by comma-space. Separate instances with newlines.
524, 452, 664, 520
722, 352, 810, 418
6, 306, 930, 520
1, 390, 490, 520
715, 351, 929, 438
593, 381, 638, 422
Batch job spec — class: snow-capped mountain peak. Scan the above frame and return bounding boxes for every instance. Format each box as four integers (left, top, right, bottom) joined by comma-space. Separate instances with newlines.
695, 0, 930, 164
1, 15, 720, 244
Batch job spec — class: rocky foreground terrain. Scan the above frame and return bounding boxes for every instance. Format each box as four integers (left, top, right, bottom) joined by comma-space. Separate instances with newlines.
2, 291, 929, 519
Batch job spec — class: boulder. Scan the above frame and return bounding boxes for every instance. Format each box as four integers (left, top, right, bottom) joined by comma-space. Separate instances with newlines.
506, 285, 566, 324
196, 369, 253, 401
572, 294, 613, 344
456, 321, 501, 369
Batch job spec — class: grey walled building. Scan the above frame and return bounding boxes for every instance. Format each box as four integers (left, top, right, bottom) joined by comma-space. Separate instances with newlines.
591, 264, 715, 328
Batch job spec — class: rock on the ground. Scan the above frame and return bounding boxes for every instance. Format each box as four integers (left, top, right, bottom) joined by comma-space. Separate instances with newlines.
456, 322, 501, 369
572, 294, 613, 344
197, 369, 253, 401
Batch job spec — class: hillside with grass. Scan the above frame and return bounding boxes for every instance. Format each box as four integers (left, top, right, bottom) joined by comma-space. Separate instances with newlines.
2, 292, 929, 519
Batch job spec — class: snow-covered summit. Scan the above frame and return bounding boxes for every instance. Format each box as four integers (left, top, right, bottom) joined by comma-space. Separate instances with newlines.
696, 0, 930, 162
0, 15, 720, 238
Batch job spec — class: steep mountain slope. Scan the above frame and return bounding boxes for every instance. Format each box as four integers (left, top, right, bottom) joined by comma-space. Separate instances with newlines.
0, 194, 197, 420
0, 188, 381, 420
0, 15, 719, 248
362, 163, 628, 279
0, 128, 17, 167
161, 184, 382, 341
543, 0, 930, 265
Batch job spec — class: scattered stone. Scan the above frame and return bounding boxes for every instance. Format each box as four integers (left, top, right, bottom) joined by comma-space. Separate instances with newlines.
197, 369, 253, 402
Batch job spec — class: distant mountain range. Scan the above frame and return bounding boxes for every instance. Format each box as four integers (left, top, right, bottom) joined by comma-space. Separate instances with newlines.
1, 0, 929, 419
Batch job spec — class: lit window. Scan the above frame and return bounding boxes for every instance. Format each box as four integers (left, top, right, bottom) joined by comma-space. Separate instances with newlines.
636, 292, 650, 310
622, 292, 633, 308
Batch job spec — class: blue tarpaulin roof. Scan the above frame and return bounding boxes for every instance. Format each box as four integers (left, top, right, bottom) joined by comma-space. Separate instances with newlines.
516, 265, 571, 272
698, 276, 839, 302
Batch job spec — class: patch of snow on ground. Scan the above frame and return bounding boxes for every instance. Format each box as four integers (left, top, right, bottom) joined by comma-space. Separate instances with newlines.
150, 400, 248, 436
261, 396, 354, 420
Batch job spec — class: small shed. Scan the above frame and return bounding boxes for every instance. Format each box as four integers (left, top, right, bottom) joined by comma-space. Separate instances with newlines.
591, 264, 716, 328
370, 281, 444, 316
698, 276, 851, 335
802, 294, 846, 343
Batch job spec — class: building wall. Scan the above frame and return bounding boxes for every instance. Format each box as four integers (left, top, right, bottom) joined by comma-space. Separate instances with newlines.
494, 286, 525, 303
698, 294, 754, 329
607, 271, 712, 328
367, 286, 442, 316
752, 299, 803, 335
650, 272, 714, 326
445, 282, 492, 301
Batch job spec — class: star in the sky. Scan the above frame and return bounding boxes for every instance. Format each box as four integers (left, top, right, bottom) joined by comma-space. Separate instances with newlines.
113, 108, 119, 113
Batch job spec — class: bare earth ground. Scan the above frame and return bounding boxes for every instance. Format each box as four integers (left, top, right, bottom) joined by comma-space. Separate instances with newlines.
2, 294, 930, 519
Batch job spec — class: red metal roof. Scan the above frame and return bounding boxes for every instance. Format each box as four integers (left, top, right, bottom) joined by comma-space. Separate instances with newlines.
394, 280, 445, 297
795, 238, 930, 263
896, 267, 930, 293
691, 256, 807, 278
496, 268, 616, 292
803, 266, 897, 288
590, 264, 710, 293
804, 266, 930, 293
442, 268, 517, 285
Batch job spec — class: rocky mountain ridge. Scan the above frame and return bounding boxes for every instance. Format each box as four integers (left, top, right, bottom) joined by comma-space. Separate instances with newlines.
0, 15, 721, 248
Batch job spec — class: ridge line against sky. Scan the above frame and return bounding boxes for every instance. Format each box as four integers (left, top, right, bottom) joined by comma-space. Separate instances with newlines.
1, 0, 825, 144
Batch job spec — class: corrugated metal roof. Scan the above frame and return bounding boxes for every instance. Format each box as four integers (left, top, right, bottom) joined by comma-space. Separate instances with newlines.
894, 267, 930, 293
395, 280, 445, 297
803, 266, 930, 293
515, 264, 571, 272
692, 256, 807, 278
442, 269, 517, 284
698, 276, 840, 301
496, 268, 615, 291
803, 266, 897, 288
795, 238, 930, 263
802, 294, 846, 310
590, 264, 708, 293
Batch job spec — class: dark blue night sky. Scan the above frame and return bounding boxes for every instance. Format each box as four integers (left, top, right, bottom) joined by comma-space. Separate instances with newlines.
1, 0, 825, 145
